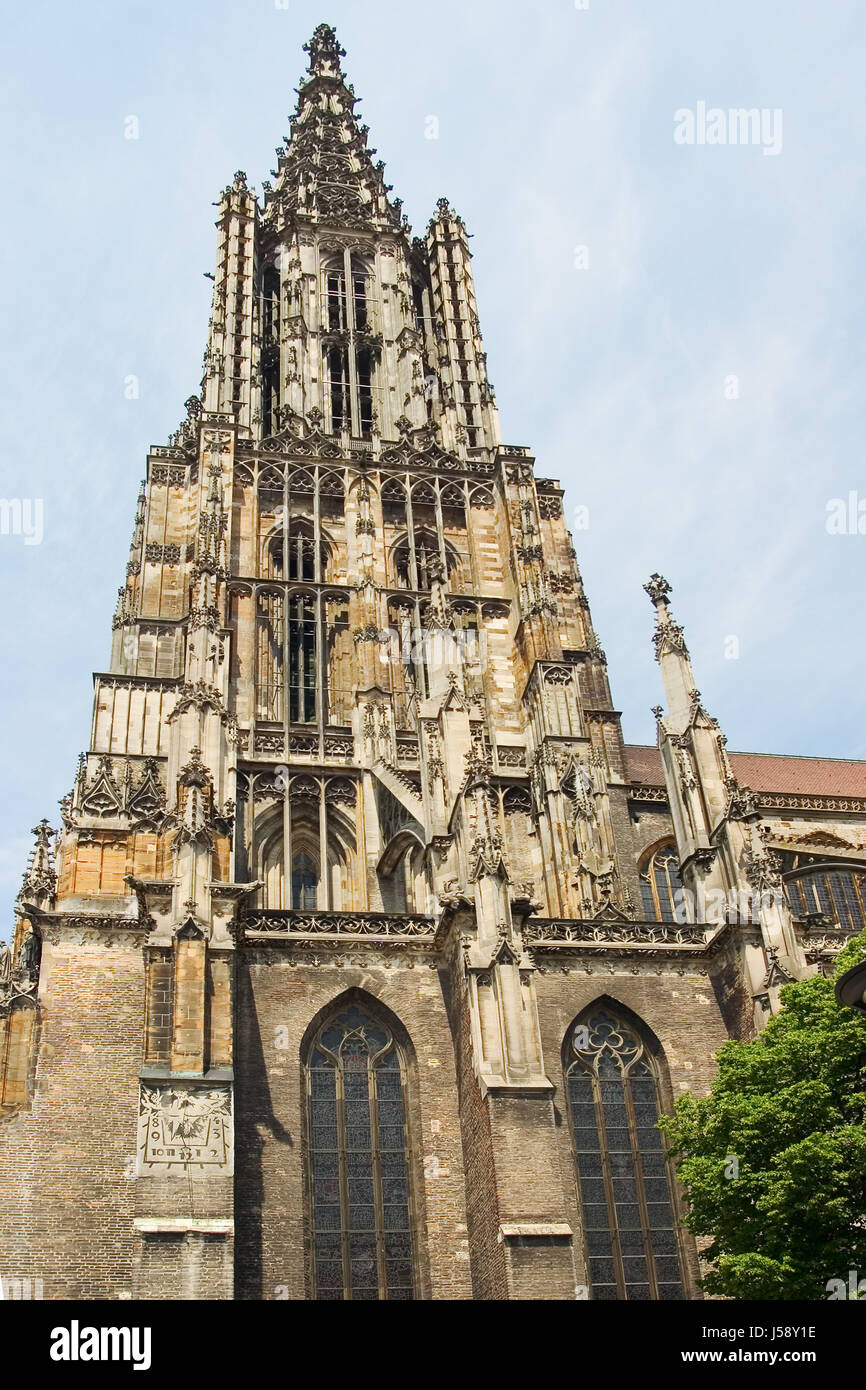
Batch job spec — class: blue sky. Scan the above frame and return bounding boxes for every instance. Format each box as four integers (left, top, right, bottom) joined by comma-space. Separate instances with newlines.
1, 0, 864, 924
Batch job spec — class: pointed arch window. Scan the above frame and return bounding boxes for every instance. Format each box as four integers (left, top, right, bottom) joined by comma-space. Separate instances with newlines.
326, 266, 347, 331
440, 482, 467, 530
306, 1003, 416, 1301
352, 259, 369, 331
292, 851, 318, 910
392, 530, 458, 592
322, 254, 376, 436
327, 346, 350, 432
288, 594, 317, 724
357, 347, 373, 434
640, 845, 683, 922
261, 265, 281, 437
566, 1009, 684, 1301
785, 865, 866, 931
268, 520, 326, 582
381, 478, 407, 527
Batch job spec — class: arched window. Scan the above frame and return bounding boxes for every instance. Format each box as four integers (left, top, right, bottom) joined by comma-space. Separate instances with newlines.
785, 865, 866, 931
255, 589, 284, 722
392, 531, 458, 592
321, 254, 376, 436
381, 478, 406, 527
440, 482, 467, 530
267, 521, 326, 582
565, 1007, 684, 1301
357, 348, 373, 434
288, 594, 317, 724
377, 831, 427, 913
318, 470, 345, 520
261, 265, 280, 437
306, 1002, 415, 1301
326, 346, 349, 432
255, 784, 357, 911
255, 582, 349, 729
351, 257, 369, 331
325, 262, 347, 330
292, 851, 318, 910
640, 845, 683, 922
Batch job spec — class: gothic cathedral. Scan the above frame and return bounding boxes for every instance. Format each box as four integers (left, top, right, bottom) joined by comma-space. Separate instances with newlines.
2, 25, 864, 1301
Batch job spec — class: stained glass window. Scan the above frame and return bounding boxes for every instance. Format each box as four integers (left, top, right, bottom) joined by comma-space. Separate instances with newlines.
640, 845, 683, 922
786, 867, 866, 932
566, 1009, 684, 1301
307, 1004, 415, 1301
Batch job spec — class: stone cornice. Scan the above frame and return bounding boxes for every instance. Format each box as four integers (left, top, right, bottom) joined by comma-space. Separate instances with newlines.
523, 918, 742, 960
625, 783, 866, 815
37, 914, 150, 948
93, 673, 180, 690
241, 910, 438, 948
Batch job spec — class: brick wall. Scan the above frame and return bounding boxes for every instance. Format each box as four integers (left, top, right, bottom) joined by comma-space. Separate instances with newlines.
0, 939, 145, 1299
234, 952, 473, 1300
533, 963, 734, 1297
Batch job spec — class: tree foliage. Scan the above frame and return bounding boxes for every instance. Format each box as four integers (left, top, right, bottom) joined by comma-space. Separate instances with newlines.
660, 931, 866, 1299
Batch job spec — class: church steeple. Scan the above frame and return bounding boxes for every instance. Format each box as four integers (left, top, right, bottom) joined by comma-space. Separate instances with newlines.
263, 22, 404, 234
196, 24, 504, 452
7, 17, 860, 1308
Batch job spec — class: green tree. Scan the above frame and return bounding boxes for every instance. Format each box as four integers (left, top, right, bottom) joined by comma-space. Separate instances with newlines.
660, 930, 866, 1299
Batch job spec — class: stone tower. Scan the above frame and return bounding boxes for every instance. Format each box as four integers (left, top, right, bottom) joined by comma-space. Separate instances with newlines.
2, 25, 864, 1303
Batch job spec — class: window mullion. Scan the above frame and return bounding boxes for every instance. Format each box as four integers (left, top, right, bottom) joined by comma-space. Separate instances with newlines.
625, 1066, 659, 1299
371, 1064, 387, 1299
336, 1060, 352, 1300
593, 1069, 625, 1299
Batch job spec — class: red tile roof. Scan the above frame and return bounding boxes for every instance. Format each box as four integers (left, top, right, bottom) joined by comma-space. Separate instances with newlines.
624, 744, 866, 799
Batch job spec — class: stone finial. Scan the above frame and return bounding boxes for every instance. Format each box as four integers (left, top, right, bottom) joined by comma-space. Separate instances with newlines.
644, 573, 671, 605
303, 23, 346, 80
645, 574, 689, 662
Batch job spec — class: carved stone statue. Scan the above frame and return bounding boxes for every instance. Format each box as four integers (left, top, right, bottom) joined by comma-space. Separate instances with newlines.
0, 938, 11, 987
18, 928, 41, 982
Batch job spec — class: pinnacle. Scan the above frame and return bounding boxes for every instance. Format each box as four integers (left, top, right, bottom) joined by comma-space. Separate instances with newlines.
644, 573, 672, 606
303, 22, 346, 82
429, 196, 467, 235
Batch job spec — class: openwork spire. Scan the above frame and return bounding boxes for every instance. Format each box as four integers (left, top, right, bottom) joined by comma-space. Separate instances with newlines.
264, 23, 404, 232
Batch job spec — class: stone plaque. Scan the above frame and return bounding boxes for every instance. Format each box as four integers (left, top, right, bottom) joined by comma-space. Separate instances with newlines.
137, 1084, 233, 1173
